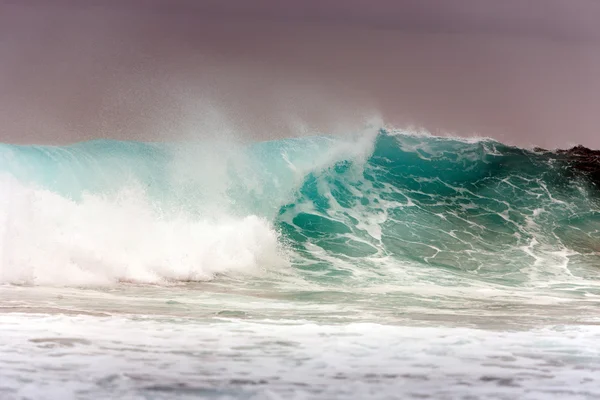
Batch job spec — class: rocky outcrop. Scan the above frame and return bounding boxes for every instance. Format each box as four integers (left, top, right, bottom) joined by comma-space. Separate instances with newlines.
556, 146, 600, 187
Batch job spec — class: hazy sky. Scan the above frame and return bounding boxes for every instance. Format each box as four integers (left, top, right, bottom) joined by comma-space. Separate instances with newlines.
1, 0, 600, 148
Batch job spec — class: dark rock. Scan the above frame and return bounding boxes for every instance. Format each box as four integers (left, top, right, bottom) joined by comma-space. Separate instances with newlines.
555, 145, 600, 187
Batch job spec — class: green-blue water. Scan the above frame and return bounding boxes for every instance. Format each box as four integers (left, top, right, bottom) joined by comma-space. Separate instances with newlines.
1, 130, 599, 290
2, 130, 600, 400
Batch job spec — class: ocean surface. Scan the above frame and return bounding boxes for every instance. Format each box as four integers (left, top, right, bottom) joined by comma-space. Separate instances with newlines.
1, 129, 600, 399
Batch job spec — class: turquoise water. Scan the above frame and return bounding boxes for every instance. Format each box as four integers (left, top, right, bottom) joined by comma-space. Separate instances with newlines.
1, 130, 600, 399
1, 129, 599, 289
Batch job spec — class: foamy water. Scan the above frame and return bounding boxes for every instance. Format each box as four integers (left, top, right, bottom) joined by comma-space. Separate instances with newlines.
1, 285, 600, 400
2, 129, 600, 398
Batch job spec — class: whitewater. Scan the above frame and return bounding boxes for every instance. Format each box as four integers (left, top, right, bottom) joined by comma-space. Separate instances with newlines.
1, 128, 600, 399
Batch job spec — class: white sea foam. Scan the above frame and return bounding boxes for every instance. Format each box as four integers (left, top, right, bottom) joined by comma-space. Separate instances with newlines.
0, 175, 287, 286
1, 312, 599, 400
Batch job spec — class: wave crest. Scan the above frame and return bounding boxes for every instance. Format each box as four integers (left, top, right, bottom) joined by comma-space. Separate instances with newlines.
1, 129, 600, 289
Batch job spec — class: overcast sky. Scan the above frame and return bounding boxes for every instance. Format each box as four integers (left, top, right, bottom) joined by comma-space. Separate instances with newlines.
1, 0, 600, 148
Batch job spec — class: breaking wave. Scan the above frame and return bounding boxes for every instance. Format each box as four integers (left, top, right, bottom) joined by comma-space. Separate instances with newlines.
1, 129, 599, 291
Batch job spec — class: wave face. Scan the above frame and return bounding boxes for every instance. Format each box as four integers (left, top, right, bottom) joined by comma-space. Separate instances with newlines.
1, 130, 600, 290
